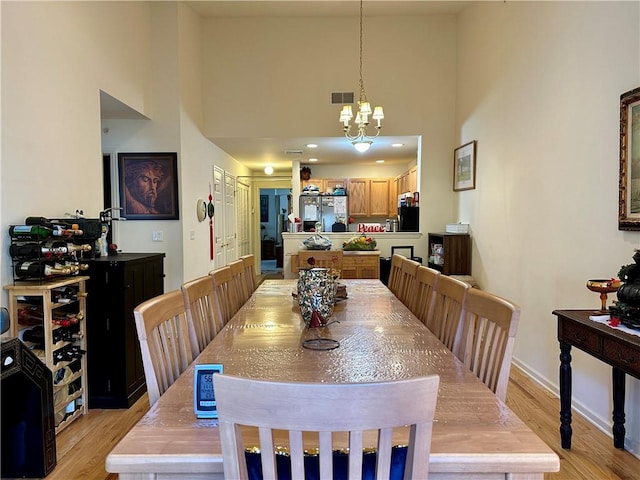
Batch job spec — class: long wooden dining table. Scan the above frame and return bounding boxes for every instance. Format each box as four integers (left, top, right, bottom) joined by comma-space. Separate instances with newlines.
106, 279, 559, 479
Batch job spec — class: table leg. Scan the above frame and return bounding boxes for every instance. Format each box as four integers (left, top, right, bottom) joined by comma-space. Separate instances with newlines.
612, 366, 626, 449
559, 341, 572, 449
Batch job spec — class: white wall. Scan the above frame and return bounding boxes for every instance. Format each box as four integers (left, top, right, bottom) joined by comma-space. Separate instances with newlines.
201, 14, 461, 262
176, 3, 251, 283
457, 1, 640, 455
102, 1, 184, 291
1, 1, 151, 291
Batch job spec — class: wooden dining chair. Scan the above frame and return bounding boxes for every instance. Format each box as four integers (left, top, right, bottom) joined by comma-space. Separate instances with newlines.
181, 275, 223, 355
229, 259, 251, 305
239, 254, 257, 294
298, 250, 343, 277
215, 374, 440, 480
411, 266, 441, 325
387, 254, 406, 296
427, 274, 469, 359
397, 257, 420, 308
133, 290, 196, 407
209, 266, 241, 326
459, 288, 520, 402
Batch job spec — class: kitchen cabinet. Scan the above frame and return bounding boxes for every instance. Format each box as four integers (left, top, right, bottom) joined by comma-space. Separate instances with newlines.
5, 276, 89, 434
85, 253, 165, 408
369, 179, 390, 216
301, 178, 325, 192
341, 252, 380, 279
324, 178, 347, 192
427, 233, 471, 275
408, 166, 418, 193
290, 251, 380, 279
395, 166, 418, 196
348, 178, 391, 217
301, 178, 346, 194
389, 177, 398, 216
347, 178, 369, 216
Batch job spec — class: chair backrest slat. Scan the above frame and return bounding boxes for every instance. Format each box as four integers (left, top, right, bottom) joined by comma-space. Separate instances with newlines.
229, 259, 251, 305
209, 266, 240, 326
427, 274, 469, 358
412, 266, 440, 325
387, 254, 406, 296
397, 257, 420, 308
181, 275, 222, 354
239, 254, 257, 293
215, 374, 440, 480
134, 290, 196, 406
460, 288, 520, 401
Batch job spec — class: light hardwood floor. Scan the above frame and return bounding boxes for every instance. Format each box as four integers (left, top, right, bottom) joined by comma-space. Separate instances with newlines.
47, 365, 640, 480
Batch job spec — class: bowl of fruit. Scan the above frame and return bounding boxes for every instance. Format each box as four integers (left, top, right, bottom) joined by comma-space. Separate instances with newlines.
342, 235, 377, 251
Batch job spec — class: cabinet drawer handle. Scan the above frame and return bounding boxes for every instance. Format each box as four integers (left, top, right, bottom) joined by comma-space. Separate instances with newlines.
617, 351, 636, 365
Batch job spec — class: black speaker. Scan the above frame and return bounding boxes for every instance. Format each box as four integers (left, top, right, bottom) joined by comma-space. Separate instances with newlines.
1, 338, 57, 478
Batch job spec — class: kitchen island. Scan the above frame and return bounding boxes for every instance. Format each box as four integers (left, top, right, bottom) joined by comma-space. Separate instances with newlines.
281, 231, 422, 279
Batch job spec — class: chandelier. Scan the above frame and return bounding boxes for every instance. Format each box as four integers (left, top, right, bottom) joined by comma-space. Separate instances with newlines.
339, 0, 384, 153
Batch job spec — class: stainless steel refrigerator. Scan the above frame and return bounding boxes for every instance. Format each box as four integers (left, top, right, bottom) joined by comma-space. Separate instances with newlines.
299, 195, 348, 232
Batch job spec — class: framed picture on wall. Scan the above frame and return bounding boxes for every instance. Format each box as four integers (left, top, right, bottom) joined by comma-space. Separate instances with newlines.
453, 140, 477, 192
118, 152, 179, 220
618, 86, 640, 230
260, 195, 269, 222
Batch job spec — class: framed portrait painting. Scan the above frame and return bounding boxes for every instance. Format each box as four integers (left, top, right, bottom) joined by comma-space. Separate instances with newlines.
118, 152, 179, 220
453, 140, 477, 192
618, 87, 640, 230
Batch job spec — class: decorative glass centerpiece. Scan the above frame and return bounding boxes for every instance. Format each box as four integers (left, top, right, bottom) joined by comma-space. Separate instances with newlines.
297, 267, 340, 350
586, 278, 621, 312
342, 234, 377, 251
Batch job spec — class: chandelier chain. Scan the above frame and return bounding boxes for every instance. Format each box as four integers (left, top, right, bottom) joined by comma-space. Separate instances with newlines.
338, 0, 384, 152
358, 0, 367, 104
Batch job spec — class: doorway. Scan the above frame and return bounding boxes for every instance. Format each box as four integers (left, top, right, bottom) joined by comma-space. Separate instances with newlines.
258, 188, 290, 275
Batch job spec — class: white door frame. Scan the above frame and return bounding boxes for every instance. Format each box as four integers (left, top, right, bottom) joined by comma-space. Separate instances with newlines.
252, 178, 291, 274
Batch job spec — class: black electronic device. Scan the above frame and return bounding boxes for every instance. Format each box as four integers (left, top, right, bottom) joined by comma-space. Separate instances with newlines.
193, 364, 223, 419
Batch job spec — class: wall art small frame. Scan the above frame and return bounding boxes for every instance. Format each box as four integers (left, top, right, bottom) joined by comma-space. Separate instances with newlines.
118, 152, 179, 220
453, 140, 477, 192
618, 86, 640, 230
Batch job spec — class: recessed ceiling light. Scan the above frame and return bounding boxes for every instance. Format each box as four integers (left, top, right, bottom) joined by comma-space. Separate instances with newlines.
376, 160, 385, 163
391, 143, 404, 147
264, 165, 274, 175
306, 143, 318, 148
309, 158, 319, 162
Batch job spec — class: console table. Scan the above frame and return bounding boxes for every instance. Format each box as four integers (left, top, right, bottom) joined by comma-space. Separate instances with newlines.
553, 309, 640, 449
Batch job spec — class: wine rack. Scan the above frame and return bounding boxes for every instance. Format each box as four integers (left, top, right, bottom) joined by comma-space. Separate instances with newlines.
4, 276, 89, 434
8, 219, 92, 284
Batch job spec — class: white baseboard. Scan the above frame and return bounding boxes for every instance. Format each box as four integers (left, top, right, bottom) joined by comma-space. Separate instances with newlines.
511, 358, 640, 459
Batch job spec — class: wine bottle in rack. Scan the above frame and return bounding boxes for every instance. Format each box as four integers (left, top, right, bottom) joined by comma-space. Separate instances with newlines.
52, 286, 78, 304
24, 216, 58, 227
14, 260, 72, 278
9, 225, 84, 239
9, 241, 92, 258
9, 225, 56, 239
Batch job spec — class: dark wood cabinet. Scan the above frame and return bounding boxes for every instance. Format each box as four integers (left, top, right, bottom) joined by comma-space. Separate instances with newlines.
85, 253, 165, 408
427, 233, 471, 275
261, 239, 276, 260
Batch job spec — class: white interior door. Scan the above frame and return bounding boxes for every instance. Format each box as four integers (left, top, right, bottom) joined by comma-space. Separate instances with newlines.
224, 172, 237, 263
236, 180, 251, 256
213, 166, 225, 268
